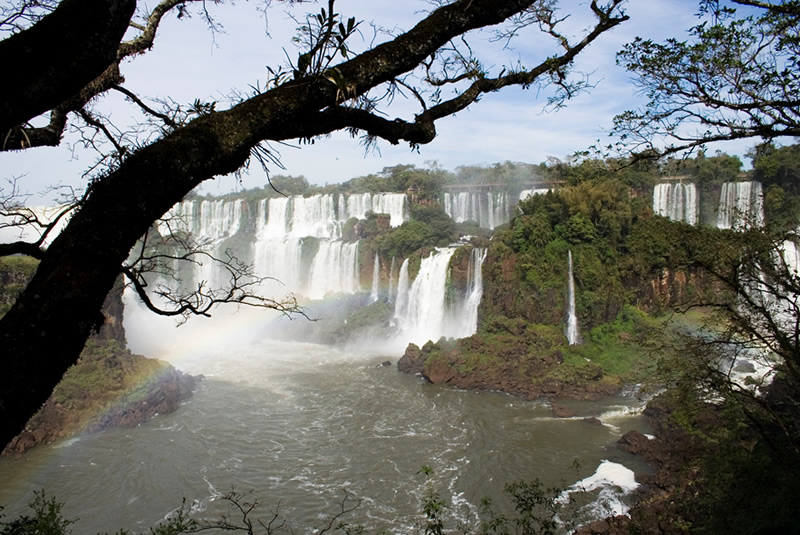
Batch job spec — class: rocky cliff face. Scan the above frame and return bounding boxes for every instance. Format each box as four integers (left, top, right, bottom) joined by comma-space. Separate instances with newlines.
479, 241, 714, 329
1, 265, 198, 456
629, 266, 716, 313
479, 245, 564, 326
3, 345, 197, 455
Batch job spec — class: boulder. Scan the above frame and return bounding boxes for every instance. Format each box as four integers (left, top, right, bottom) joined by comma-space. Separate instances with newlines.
551, 402, 575, 418
397, 343, 425, 375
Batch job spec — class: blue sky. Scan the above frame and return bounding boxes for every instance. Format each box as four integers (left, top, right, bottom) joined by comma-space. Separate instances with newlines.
2, 0, 758, 203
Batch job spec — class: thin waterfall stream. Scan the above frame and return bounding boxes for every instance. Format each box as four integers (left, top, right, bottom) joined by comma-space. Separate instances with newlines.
566, 250, 580, 346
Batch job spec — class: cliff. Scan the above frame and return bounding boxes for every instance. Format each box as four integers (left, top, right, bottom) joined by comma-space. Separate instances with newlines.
1, 260, 198, 456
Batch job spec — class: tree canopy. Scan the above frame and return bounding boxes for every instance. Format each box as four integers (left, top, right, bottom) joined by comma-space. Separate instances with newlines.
611, 0, 800, 159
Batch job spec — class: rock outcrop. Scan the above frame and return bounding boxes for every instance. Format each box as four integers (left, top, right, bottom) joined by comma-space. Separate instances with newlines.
3, 356, 197, 455
1, 271, 198, 456
398, 328, 621, 401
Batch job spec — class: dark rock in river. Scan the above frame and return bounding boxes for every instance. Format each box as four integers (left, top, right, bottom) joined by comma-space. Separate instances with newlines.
551, 402, 575, 418
397, 343, 426, 376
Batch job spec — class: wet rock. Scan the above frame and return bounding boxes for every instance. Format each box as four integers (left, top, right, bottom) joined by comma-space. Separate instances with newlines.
734, 360, 756, 373
617, 430, 652, 456
397, 343, 425, 375
551, 402, 575, 418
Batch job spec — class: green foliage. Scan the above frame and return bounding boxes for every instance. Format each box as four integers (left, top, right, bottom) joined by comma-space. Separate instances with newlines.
563, 306, 657, 379
563, 214, 596, 244
752, 142, 800, 230
613, 1, 800, 157
0, 491, 75, 535
373, 204, 455, 259
417, 467, 446, 535
374, 220, 433, 259
52, 340, 166, 409
410, 204, 456, 244
0, 257, 38, 318
479, 480, 566, 535
0, 477, 579, 535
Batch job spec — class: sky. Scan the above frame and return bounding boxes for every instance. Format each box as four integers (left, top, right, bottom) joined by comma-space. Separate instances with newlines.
1, 0, 759, 204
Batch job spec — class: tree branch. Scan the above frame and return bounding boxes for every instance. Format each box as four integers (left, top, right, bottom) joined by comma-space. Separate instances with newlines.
0, 0, 135, 132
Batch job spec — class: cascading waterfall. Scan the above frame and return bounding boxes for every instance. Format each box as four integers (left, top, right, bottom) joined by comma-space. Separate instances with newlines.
394, 258, 410, 323
158, 199, 245, 290
388, 256, 397, 302
717, 181, 765, 230
442, 191, 510, 229
159, 193, 409, 301
370, 253, 380, 303
652, 183, 698, 225
565, 250, 580, 345
339, 192, 408, 227
393, 247, 487, 345
446, 248, 487, 338
394, 248, 456, 345
305, 240, 360, 300
158, 199, 196, 236
155, 192, 491, 345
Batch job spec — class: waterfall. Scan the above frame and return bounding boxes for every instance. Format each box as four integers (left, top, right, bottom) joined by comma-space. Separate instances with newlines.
442, 191, 510, 229
388, 256, 397, 302
370, 253, 380, 303
157, 199, 196, 236
289, 194, 339, 238
157, 199, 245, 289
717, 181, 765, 230
394, 248, 456, 345
518, 188, 552, 203
391, 247, 487, 346
341, 192, 408, 227
157, 193, 410, 300
565, 250, 580, 345
371, 193, 408, 227
652, 183, 698, 225
447, 248, 487, 338
305, 240, 360, 300
154, 192, 515, 313
394, 259, 410, 320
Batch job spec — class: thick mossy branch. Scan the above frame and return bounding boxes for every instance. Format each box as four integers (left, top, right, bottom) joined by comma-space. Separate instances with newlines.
0, 0, 135, 132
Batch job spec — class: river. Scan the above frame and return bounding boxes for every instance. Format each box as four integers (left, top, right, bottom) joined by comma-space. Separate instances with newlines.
0, 306, 652, 533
